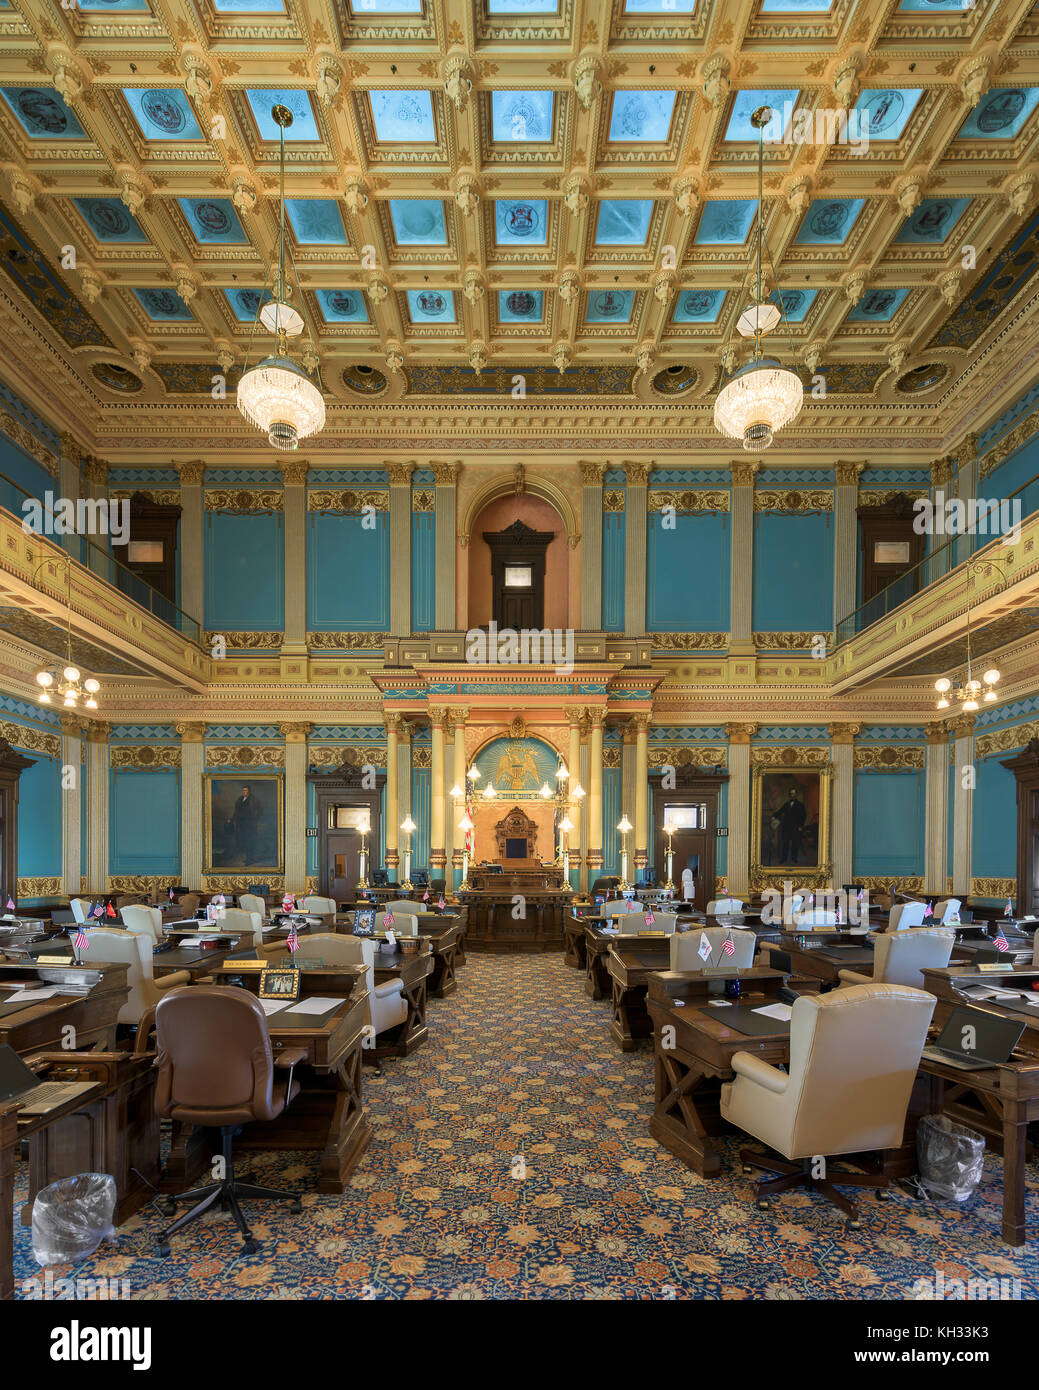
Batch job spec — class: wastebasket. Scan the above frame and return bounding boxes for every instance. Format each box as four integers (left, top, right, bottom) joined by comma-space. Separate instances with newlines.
916, 1114, 985, 1202
31, 1173, 117, 1266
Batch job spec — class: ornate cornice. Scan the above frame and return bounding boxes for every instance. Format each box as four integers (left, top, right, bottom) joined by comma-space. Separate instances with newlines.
753, 490, 834, 514
176, 460, 205, 487
853, 745, 925, 770
647, 489, 730, 514
306, 489, 389, 513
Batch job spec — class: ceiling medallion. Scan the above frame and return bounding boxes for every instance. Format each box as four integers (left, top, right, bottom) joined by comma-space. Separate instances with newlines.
652, 364, 699, 395
91, 361, 142, 393
895, 362, 950, 395
714, 105, 803, 451
342, 363, 389, 395
236, 104, 325, 451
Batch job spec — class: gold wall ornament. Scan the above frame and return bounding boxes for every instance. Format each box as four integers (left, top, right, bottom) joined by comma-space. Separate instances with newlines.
854, 876, 925, 894
651, 632, 728, 650
17, 877, 61, 898
853, 746, 926, 770
930, 455, 955, 487
307, 631, 388, 649
109, 875, 178, 894
753, 489, 834, 514
110, 744, 182, 770
308, 745, 387, 770
412, 747, 432, 768
649, 745, 727, 768
280, 460, 309, 486
0, 721, 60, 758
579, 461, 606, 485
306, 489, 389, 513
603, 489, 625, 512
432, 462, 460, 486
0, 412, 58, 477
751, 745, 831, 767
412, 489, 435, 513
204, 488, 284, 514
205, 745, 286, 768
834, 461, 865, 486
387, 462, 415, 486
204, 631, 283, 649
859, 489, 928, 506
176, 461, 205, 487
109, 489, 180, 506
204, 876, 285, 894
648, 490, 731, 514
602, 746, 622, 768
753, 632, 831, 650
729, 461, 758, 487
970, 877, 1017, 900
980, 408, 1039, 481
975, 720, 1039, 760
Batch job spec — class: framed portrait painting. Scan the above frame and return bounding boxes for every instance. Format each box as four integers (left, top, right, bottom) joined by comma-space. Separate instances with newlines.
750, 760, 831, 885
204, 773, 283, 874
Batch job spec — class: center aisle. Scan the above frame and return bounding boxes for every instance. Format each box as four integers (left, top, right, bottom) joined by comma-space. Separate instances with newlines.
13, 956, 1039, 1299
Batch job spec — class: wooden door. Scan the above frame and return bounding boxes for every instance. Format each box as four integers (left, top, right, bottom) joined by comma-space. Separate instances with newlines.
1002, 741, 1039, 916
672, 829, 708, 908
327, 833, 360, 901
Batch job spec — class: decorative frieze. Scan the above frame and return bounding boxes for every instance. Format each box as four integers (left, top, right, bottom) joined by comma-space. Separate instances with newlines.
970, 876, 1017, 899
308, 631, 388, 649
853, 746, 926, 770
307, 489, 390, 513
204, 875, 285, 894
845, 876, 925, 894
980, 409, 1039, 481
753, 632, 830, 649
110, 745, 182, 770
751, 745, 831, 767
204, 488, 283, 514
109, 488, 181, 506
858, 488, 928, 506
975, 721, 1038, 759
646, 489, 730, 514
308, 745, 387, 770
205, 745, 286, 769
753, 490, 834, 514
204, 631, 283, 649
109, 875, 178, 893
649, 632, 728, 649
0, 412, 57, 477
1, 721, 60, 758
16, 876, 61, 898
649, 745, 727, 768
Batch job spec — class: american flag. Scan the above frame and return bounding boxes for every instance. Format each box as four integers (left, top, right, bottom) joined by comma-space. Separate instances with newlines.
437, 894, 446, 910
168, 887, 175, 902
1006, 897, 1014, 918
721, 930, 735, 957
423, 886, 430, 902
835, 899, 842, 924
994, 924, 1010, 953
5, 897, 14, 911
73, 925, 89, 954
286, 923, 299, 953
385, 908, 395, 927
644, 908, 656, 926
926, 901, 934, 917
92, 902, 105, 919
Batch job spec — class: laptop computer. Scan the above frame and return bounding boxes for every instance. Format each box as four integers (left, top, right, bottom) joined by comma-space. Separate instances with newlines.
0, 1043, 96, 1115
922, 1006, 1026, 1072
353, 905, 377, 937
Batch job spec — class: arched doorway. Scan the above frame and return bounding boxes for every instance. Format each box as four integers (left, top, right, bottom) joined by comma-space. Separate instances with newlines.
465, 492, 571, 632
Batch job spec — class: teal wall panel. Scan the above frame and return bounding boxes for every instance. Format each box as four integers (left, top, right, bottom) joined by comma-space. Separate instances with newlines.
410, 767, 430, 873
411, 511, 435, 633
308, 512, 389, 630
646, 512, 729, 632
603, 766, 621, 874
205, 512, 284, 631
109, 769, 181, 876
602, 511, 625, 632
17, 752, 60, 883
0, 434, 52, 514
980, 430, 1039, 529
852, 771, 924, 877
753, 511, 834, 632
973, 752, 1020, 884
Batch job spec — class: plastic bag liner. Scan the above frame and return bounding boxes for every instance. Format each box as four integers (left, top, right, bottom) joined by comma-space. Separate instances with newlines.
916, 1114, 985, 1202
31, 1173, 116, 1267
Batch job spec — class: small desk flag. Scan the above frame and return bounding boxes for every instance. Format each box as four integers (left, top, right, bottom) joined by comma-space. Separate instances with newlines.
286, 924, 299, 953
644, 908, 656, 926
73, 925, 89, 953
698, 931, 713, 963
721, 930, 735, 958
994, 924, 1010, 954
1006, 898, 1014, 918
385, 909, 395, 927
437, 894, 446, 910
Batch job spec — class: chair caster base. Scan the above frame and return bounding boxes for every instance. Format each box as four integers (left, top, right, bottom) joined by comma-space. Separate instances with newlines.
290, 1198, 302, 1214
158, 1197, 177, 1216
156, 1242, 170, 1258
846, 1217, 861, 1229
756, 1198, 770, 1211
242, 1238, 258, 1255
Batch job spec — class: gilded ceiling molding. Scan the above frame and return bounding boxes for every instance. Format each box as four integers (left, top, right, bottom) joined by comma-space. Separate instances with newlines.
205, 745, 286, 769
110, 744, 182, 770
753, 490, 834, 514
647, 490, 731, 514
0, 720, 60, 758
853, 746, 925, 770
651, 632, 728, 650
204, 488, 283, 514
753, 632, 830, 650
975, 720, 1039, 759
306, 489, 389, 513
979, 408, 1039, 481
308, 632, 388, 649
751, 745, 831, 767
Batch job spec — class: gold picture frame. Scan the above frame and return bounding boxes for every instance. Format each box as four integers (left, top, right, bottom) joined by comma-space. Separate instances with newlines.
750, 755, 832, 891
204, 772, 284, 875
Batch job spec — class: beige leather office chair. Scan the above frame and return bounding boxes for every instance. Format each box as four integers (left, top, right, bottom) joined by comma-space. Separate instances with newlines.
238, 892, 266, 917
1032, 927, 1039, 965
302, 895, 337, 925
209, 906, 265, 947
78, 926, 190, 1029
375, 910, 419, 937
304, 933, 407, 1042
720, 982, 936, 1225
120, 904, 163, 943
671, 927, 756, 970
389, 899, 430, 916
616, 911, 679, 936
70, 898, 92, 924
793, 908, 838, 928
839, 928, 955, 989
932, 898, 962, 926
888, 902, 928, 931
706, 897, 744, 915
601, 899, 643, 916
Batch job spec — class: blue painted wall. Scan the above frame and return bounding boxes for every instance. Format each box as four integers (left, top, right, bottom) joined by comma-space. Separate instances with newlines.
308, 512, 389, 631
852, 771, 925, 878
753, 510, 834, 632
603, 764, 622, 875
411, 510, 435, 633
972, 751, 1018, 884
410, 766, 430, 873
602, 511, 625, 632
109, 769, 181, 876
980, 429, 1039, 529
205, 511, 284, 632
17, 750, 61, 890
0, 434, 52, 516
647, 512, 730, 632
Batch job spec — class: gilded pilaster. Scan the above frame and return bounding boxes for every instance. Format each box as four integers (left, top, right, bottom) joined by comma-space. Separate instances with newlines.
60, 714, 83, 895
833, 462, 864, 634
724, 722, 757, 897
623, 461, 650, 637
729, 461, 758, 665
280, 460, 309, 678
176, 461, 205, 628
388, 461, 415, 637
176, 722, 205, 888
280, 722, 311, 892
580, 462, 606, 630
924, 722, 949, 897
828, 722, 860, 887
433, 462, 459, 631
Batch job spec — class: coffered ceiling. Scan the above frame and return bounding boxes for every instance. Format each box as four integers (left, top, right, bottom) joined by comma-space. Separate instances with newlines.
0, 0, 1038, 460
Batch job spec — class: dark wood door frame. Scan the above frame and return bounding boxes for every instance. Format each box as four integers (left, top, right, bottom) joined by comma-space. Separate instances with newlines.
309, 759, 386, 902
857, 494, 926, 607
0, 738, 36, 908
1000, 739, 1039, 917
651, 772, 728, 907
482, 520, 553, 630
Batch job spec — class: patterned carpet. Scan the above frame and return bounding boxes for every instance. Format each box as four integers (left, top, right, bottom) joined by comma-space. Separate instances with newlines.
12, 953, 1039, 1300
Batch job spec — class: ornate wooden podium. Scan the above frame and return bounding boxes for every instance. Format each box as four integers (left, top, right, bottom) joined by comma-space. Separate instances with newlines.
459, 805, 576, 953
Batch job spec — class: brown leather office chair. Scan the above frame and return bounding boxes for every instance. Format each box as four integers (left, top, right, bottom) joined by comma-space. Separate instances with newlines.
154, 984, 305, 1256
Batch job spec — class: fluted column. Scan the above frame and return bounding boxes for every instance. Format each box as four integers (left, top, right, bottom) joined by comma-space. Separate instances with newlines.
587, 707, 605, 879
388, 462, 415, 637
954, 433, 978, 569
951, 714, 975, 895
176, 722, 205, 888
925, 721, 950, 897
566, 707, 583, 889
176, 461, 205, 628
725, 723, 757, 897
385, 713, 400, 873
623, 461, 650, 636
433, 462, 459, 631
828, 722, 860, 888
280, 460, 308, 677
729, 462, 758, 667
84, 723, 109, 893
281, 723, 311, 892
429, 706, 447, 874
60, 715, 82, 896
450, 708, 468, 887
833, 461, 864, 637
580, 462, 606, 630
633, 713, 650, 873
58, 433, 85, 561
930, 455, 955, 580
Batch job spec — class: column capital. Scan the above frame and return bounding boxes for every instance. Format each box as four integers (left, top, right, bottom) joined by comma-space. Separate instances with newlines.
724, 722, 757, 743
387, 461, 415, 486
176, 460, 205, 487
585, 705, 606, 729
84, 721, 109, 744
954, 432, 978, 469
432, 461, 460, 486
175, 721, 206, 742
385, 712, 403, 733
428, 705, 450, 729
924, 721, 948, 744
398, 718, 413, 742
623, 460, 651, 486
827, 722, 861, 743
834, 461, 865, 486
949, 713, 976, 737
279, 722, 312, 742
730, 461, 759, 487
60, 431, 87, 467
82, 456, 107, 487
564, 704, 585, 727
279, 459, 309, 487
631, 712, 652, 731
622, 722, 637, 745
60, 714, 86, 737
579, 461, 606, 485
931, 455, 955, 487
448, 706, 469, 729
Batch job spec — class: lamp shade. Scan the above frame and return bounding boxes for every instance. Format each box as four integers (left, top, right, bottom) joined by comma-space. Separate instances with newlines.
713, 356, 803, 451
237, 355, 325, 451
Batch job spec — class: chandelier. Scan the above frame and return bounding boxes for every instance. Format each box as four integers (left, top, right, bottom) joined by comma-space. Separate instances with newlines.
714, 105, 803, 451
236, 104, 325, 450
934, 553, 1004, 713
33, 553, 100, 710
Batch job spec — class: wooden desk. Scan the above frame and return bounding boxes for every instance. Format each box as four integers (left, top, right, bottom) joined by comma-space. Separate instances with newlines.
417, 919, 462, 998
0, 963, 128, 1054
919, 963, 1039, 1246
582, 922, 617, 999
563, 915, 589, 969
163, 972, 372, 1196
150, 943, 240, 979
373, 948, 433, 1055
646, 968, 791, 1177
606, 940, 673, 1050
778, 935, 877, 987
457, 876, 575, 953
0, 1051, 157, 1301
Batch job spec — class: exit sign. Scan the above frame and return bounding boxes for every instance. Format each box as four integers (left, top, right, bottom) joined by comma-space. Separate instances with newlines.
716, 828, 728, 837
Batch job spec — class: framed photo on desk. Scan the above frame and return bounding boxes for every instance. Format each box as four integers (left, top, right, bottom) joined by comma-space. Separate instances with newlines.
258, 967, 300, 1001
